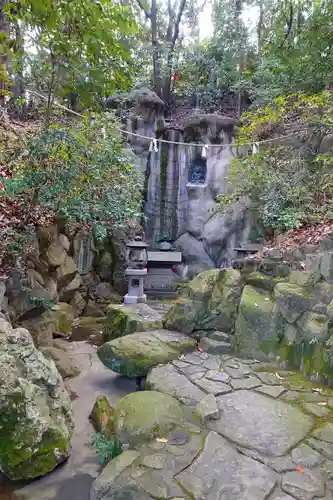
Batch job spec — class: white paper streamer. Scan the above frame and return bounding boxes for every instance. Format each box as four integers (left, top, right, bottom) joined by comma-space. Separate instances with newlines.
252, 142, 259, 154
202, 144, 208, 158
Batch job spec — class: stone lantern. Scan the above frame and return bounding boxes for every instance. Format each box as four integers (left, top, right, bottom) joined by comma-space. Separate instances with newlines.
124, 235, 148, 304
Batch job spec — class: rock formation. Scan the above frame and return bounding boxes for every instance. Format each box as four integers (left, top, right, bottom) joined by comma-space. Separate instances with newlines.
0, 317, 74, 480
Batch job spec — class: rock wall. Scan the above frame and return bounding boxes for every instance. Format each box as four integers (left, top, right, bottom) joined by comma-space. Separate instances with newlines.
0, 316, 74, 480
107, 89, 262, 278
164, 233, 333, 385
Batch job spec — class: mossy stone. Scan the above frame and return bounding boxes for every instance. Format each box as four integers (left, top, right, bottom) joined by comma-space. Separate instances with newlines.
103, 304, 163, 341
163, 297, 199, 334
234, 285, 277, 358
113, 391, 183, 446
97, 330, 196, 377
89, 396, 115, 438
274, 282, 313, 323
184, 269, 221, 301
246, 272, 284, 292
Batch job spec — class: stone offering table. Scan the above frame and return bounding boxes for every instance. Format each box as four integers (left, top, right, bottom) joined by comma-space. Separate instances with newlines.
145, 250, 182, 298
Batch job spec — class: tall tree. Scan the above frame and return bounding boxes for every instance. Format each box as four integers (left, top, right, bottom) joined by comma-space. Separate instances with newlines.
0, 0, 10, 106
136, 0, 187, 104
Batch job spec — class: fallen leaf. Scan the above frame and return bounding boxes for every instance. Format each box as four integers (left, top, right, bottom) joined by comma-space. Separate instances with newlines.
296, 465, 304, 472
275, 372, 284, 380
317, 402, 328, 406
156, 438, 168, 443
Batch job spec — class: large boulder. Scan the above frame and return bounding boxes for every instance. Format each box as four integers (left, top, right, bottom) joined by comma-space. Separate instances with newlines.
46, 242, 67, 267
204, 269, 244, 332
97, 330, 196, 377
0, 318, 74, 480
113, 391, 183, 446
20, 310, 58, 346
103, 303, 163, 341
58, 273, 81, 302
164, 269, 244, 335
234, 285, 277, 358
19, 302, 75, 346
163, 297, 199, 335
50, 302, 75, 335
274, 282, 313, 323
39, 345, 79, 379
10, 286, 54, 322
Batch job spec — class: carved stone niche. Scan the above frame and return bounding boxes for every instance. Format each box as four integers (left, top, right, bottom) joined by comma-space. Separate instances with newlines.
188, 156, 207, 184
73, 230, 95, 275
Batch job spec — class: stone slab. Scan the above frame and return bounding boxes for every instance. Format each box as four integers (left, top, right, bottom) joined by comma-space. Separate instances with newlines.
209, 390, 313, 456
230, 377, 262, 390
147, 364, 206, 405
255, 385, 286, 398
195, 377, 232, 396
282, 470, 325, 500
312, 423, 333, 443
176, 431, 277, 500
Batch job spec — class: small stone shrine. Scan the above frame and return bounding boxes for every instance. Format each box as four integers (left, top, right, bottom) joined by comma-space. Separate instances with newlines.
145, 240, 182, 297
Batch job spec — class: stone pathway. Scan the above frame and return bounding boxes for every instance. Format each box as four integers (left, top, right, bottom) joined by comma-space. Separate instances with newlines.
98, 352, 333, 500
7, 340, 136, 500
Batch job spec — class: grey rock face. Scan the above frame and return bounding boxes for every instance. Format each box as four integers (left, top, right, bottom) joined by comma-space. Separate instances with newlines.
0, 318, 74, 480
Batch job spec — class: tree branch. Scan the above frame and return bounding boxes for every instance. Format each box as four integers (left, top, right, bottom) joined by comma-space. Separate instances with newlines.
171, 0, 186, 51
135, 0, 151, 19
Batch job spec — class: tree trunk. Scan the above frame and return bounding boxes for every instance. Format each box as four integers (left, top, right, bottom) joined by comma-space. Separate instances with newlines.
151, 0, 161, 96
235, 0, 242, 118
162, 0, 186, 106
257, 0, 264, 67
0, 0, 10, 107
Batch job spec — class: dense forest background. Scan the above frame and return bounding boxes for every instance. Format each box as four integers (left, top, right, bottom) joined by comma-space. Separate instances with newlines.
1, 0, 333, 271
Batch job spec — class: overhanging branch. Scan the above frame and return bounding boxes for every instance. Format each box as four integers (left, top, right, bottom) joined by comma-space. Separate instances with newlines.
136, 0, 151, 19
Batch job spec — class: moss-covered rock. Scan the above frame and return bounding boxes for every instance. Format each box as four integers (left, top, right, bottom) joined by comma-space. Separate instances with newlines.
184, 269, 221, 301
204, 269, 244, 332
298, 311, 330, 342
321, 251, 333, 283
246, 272, 286, 292
274, 282, 313, 323
0, 319, 74, 480
89, 396, 115, 439
97, 330, 196, 377
113, 391, 183, 446
50, 302, 75, 335
103, 303, 163, 341
164, 269, 245, 335
234, 285, 277, 358
20, 310, 58, 346
163, 297, 199, 334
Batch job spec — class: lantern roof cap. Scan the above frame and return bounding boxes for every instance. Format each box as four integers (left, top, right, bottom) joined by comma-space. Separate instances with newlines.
126, 236, 149, 249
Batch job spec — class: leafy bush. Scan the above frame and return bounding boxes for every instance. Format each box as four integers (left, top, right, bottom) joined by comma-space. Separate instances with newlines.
217, 91, 333, 233
0, 113, 143, 243
91, 433, 122, 466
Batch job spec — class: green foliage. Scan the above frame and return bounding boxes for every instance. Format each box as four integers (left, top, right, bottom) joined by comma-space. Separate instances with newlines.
91, 432, 122, 466
217, 91, 333, 232
0, 114, 143, 241
5, 0, 137, 111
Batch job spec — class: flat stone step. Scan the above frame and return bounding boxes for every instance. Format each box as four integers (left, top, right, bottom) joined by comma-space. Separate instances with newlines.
199, 337, 232, 354
207, 331, 231, 342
